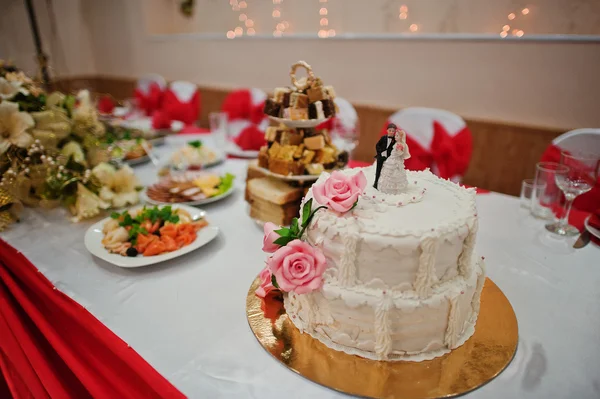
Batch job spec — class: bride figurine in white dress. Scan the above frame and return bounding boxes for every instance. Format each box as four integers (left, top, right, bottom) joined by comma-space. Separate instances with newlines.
377, 129, 411, 194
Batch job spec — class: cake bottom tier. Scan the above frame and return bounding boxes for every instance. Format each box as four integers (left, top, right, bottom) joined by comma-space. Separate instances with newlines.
284, 259, 485, 362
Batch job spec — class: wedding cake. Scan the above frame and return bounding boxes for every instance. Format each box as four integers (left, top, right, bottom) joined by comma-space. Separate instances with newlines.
281, 166, 485, 361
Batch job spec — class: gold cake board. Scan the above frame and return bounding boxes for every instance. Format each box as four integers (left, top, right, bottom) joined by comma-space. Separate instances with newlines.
246, 277, 518, 399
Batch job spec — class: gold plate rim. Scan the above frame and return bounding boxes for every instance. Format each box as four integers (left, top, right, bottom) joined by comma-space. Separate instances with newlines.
246, 276, 518, 399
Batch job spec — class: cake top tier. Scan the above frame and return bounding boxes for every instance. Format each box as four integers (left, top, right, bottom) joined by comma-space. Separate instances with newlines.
304, 166, 477, 238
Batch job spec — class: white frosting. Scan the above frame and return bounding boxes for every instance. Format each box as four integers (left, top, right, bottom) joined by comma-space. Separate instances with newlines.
304, 166, 477, 290
287, 166, 484, 361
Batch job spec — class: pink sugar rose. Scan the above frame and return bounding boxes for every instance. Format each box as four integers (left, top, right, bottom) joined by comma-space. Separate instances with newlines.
267, 239, 326, 295
312, 170, 367, 213
255, 266, 276, 298
262, 222, 282, 253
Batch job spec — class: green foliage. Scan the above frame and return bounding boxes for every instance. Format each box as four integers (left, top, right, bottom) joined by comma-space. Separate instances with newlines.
188, 140, 202, 148
271, 198, 327, 247
216, 173, 235, 195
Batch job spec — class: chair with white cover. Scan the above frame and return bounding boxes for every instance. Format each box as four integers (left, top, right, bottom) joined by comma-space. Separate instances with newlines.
380, 107, 472, 182
540, 128, 600, 213
162, 80, 201, 126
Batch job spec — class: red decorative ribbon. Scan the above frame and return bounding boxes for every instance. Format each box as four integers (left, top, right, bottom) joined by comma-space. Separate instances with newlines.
234, 125, 266, 151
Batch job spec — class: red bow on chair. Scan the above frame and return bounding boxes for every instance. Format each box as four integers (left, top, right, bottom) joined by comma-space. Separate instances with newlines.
222, 90, 265, 125
404, 121, 472, 180
161, 90, 200, 125
134, 83, 163, 116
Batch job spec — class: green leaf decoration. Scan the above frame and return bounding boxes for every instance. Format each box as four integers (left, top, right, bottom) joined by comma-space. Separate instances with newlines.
350, 200, 358, 211
271, 274, 279, 289
274, 227, 291, 237
110, 212, 120, 219
298, 205, 328, 239
290, 218, 300, 237
301, 198, 313, 227
188, 140, 202, 148
273, 236, 294, 247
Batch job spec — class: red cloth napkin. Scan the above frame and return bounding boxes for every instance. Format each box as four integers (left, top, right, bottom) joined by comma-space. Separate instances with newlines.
97, 95, 115, 115
540, 144, 600, 213
589, 209, 600, 230
179, 126, 210, 134
0, 240, 185, 399
549, 204, 599, 245
234, 125, 266, 151
151, 110, 171, 130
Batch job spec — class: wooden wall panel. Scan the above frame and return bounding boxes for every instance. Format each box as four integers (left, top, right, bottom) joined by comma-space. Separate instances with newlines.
54, 76, 563, 196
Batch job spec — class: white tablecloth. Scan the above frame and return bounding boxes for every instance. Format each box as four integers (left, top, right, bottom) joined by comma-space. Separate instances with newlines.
2, 135, 599, 399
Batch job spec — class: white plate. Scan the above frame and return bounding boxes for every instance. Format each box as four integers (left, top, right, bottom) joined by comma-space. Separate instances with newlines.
120, 118, 184, 134
584, 215, 600, 240
255, 165, 319, 182
169, 152, 225, 169
141, 186, 236, 207
225, 141, 259, 158
125, 155, 151, 166
269, 116, 329, 129
84, 205, 219, 268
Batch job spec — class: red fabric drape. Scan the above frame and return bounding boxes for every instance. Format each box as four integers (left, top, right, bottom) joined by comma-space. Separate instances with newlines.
161, 90, 200, 126
540, 144, 600, 214
0, 240, 185, 399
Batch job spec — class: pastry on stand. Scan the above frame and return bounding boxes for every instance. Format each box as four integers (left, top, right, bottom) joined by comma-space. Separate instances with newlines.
246, 61, 348, 226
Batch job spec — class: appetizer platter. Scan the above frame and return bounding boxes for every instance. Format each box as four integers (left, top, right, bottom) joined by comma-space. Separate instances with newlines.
84, 204, 219, 267
143, 172, 236, 206
118, 139, 152, 166
170, 140, 224, 169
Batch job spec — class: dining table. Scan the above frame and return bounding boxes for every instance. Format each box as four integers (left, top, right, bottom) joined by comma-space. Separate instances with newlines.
1, 134, 598, 399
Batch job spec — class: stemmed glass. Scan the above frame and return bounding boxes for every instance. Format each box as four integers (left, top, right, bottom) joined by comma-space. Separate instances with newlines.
545, 151, 600, 236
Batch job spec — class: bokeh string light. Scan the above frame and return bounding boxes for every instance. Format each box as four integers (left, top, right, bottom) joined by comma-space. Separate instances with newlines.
399, 4, 408, 20
272, 0, 288, 36
500, 6, 530, 38
318, 0, 334, 38
228, 0, 254, 38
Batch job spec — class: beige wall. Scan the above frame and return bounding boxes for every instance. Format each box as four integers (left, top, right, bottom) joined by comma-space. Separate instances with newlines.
2, 0, 600, 131
0, 0, 96, 78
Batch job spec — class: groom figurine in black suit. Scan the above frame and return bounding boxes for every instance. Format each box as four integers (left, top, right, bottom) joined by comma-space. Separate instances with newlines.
373, 123, 397, 189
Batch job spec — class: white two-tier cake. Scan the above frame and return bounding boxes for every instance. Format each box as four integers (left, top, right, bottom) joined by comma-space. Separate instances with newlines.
284, 166, 485, 361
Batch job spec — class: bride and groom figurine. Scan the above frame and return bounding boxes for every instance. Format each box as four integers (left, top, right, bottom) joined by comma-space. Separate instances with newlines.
374, 123, 411, 194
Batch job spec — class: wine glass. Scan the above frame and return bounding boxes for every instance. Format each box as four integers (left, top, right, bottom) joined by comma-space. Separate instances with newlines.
545, 151, 600, 236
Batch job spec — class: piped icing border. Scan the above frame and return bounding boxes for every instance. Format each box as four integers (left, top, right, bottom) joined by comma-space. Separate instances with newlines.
285, 259, 486, 362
